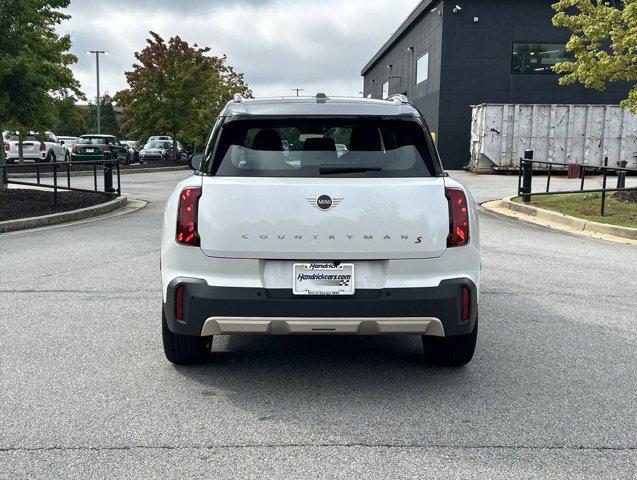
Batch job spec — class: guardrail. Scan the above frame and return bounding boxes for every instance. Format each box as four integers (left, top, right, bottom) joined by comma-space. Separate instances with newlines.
0, 159, 121, 204
517, 150, 636, 216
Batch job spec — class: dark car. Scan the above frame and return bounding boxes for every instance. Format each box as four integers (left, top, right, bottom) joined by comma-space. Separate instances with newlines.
139, 140, 172, 162
122, 140, 141, 164
71, 135, 128, 163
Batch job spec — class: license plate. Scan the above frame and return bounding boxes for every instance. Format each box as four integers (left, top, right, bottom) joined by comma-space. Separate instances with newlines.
293, 263, 355, 296
85, 148, 95, 153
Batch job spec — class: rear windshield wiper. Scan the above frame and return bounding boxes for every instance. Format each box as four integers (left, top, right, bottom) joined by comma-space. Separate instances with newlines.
319, 164, 383, 174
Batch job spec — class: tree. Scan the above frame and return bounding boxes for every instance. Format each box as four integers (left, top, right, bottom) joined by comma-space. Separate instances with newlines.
83, 94, 120, 136
0, 0, 82, 177
53, 96, 86, 137
115, 32, 251, 160
552, 0, 637, 112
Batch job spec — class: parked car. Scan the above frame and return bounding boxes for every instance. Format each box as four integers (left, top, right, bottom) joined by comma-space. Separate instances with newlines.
6, 131, 69, 163
122, 140, 141, 164
70, 134, 128, 163
160, 94, 480, 366
57, 136, 78, 158
140, 140, 172, 162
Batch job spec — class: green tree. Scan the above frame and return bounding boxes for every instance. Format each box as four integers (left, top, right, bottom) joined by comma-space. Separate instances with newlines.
83, 94, 120, 136
0, 0, 82, 177
552, 0, 637, 112
114, 32, 251, 160
53, 96, 86, 137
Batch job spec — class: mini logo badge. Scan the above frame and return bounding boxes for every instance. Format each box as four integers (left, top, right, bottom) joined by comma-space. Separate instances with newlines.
307, 195, 342, 211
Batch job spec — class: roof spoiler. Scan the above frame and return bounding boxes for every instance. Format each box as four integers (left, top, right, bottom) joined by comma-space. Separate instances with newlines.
387, 94, 410, 104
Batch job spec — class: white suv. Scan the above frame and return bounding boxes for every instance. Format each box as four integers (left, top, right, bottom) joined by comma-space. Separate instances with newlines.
6, 131, 69, 163
161, 94, 480, 366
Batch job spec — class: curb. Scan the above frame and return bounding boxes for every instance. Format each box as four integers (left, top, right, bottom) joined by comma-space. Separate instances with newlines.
7, 165, 188, 179
0, 196, 128, 234
499, 196, 637, 240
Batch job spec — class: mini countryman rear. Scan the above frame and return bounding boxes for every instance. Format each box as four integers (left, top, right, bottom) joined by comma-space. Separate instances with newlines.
161, 94, 480, 366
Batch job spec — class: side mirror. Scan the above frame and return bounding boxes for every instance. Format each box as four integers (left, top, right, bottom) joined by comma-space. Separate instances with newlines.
189, 153, 203, 171
60, 140, 65, 145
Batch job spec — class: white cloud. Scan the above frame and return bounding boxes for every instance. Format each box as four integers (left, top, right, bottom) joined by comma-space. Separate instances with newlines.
60, 0, 418, 100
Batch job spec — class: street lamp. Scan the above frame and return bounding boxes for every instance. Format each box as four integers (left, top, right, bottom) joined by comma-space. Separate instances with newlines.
87, 50, 108, 133
291, 88, 304, 97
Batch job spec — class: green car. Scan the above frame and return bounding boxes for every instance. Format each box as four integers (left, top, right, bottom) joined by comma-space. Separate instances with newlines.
70, 134, 129, 163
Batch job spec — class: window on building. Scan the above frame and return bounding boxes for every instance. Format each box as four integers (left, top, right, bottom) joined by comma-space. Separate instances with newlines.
416, 52, 429, 84
382, 81, 389, 99
512, 43, 573, 74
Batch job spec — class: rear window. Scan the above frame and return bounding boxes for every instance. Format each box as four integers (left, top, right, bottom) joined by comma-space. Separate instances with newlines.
210, 118, 439, 177
10, 134, 39, 142
80, 136, 111, 145
147, 141, 170, 149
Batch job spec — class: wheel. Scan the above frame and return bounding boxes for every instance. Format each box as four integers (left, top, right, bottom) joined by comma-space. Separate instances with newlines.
126, 152, 131, 165
422, 319, 478, 367
45, 151, 55, 163
162, 307, 212, 365
64, 152, 70, 162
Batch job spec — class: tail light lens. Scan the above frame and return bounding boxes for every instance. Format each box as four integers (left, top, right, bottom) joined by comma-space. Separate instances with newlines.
3, 142, 8, 152
445, 187, 469, 247
39, 142, 46, 152
103, 144, 110, 152
461, 286, 470, 321
175, 285, 184, 320
176, 187, 202, 246
71, 144, 77, 153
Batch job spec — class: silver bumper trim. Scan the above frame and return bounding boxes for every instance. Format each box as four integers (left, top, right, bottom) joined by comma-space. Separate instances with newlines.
200, 316, 445, 336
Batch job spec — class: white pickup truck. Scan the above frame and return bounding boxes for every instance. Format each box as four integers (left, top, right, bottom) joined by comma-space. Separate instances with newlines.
6, 131, 69, 163
161, 94, 480, 367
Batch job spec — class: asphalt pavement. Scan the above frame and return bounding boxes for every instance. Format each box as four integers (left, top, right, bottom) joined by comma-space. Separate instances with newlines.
0, 170, 635, 479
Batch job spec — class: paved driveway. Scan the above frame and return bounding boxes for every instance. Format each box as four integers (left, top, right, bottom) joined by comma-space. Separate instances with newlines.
0, 170, 635, 479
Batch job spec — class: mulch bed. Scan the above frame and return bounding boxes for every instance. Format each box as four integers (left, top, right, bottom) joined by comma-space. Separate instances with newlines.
0, 189, 112, 222
612, 190, 637, 203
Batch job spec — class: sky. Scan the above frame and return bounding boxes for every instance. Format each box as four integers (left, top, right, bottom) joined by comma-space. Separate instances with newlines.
59, 0, 420, 101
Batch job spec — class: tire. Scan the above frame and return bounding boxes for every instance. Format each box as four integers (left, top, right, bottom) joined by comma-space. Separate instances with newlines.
126, 153, 131, 165
64, 152, 70, 162
45, 151, 55, 163
422, 319, 478, 367
162, 307, 212, 365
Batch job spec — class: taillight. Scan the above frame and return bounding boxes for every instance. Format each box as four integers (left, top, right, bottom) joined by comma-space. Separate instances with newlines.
71, 144, 77, 153
461, 286, 470, 320
3, 142, 8, 152
175, 285, 184, 320
103, 144, 110, 152
39, 142, 46, 152
445, 187, 469, 247
176, 187, 202, 246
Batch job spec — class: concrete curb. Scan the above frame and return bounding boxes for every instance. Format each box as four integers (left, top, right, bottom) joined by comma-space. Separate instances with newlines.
0, 196, 128, 234
7, 165, 188, 179
500, 196, 637, 240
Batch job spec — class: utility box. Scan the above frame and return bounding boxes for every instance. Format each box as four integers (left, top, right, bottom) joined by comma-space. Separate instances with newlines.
469, 104, 637, 172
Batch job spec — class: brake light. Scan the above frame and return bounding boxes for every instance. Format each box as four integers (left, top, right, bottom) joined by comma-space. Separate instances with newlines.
445, 188, 469, 247
103, 144, 110, 152
39, 142, 46, 152
71, 144, 77, 153
461, 286, 470, 320
175, 285, 184, 320
176, 187, 202, 246
3, 143, 8, 152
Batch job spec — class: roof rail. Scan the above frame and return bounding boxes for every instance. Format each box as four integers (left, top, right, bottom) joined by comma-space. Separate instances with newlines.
387, 94, 409, 104
233, 93, 245, 103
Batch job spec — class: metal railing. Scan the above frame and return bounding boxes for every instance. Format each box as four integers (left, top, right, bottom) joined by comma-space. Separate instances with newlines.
517, 150, 636, 216
0, 159, 121, 204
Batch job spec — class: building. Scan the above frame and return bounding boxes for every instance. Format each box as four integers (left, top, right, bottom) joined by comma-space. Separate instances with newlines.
361, 0, 632, 169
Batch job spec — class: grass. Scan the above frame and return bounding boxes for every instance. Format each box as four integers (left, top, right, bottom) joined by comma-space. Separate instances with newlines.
513, 192, 637, 228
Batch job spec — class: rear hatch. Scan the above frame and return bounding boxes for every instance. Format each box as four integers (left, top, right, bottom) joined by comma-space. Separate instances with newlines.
197, 116, 448, 260
198, 177, 448, 259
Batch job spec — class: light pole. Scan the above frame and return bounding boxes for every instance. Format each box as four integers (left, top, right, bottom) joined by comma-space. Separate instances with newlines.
291, 88, 304, 97
87, 50, 108, 133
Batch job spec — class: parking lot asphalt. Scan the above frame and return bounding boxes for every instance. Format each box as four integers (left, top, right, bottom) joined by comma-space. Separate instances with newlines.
0, 170, 635, 479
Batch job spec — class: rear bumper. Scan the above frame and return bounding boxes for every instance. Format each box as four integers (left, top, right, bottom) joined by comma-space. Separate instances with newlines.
163, 277, 478, 337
